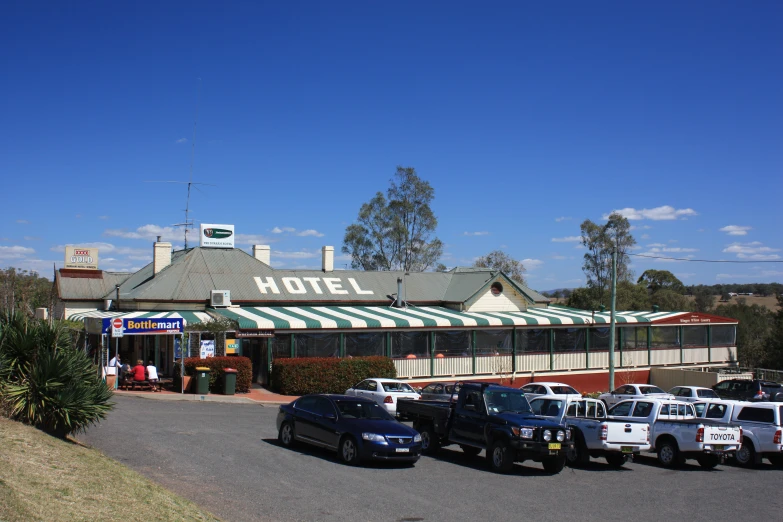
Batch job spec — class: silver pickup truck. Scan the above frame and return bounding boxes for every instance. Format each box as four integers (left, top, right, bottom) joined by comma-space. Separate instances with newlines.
530, 397, 650, 468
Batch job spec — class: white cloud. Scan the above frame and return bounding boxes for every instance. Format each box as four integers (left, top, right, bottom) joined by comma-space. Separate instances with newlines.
552, 236, 581, 243
463, 231, 489, 236
0, 246, 35, 259
235, 233, 274, 245
630, 225, 653, 231
104, 224, 179, 241
645, 247, 698, 253
722, 242, 781, 260
606, 206, 698, 221
719, 225, 752, 236
271, 250, 319, 259
16, 219, 29, 224
522, 258, 543, 270
50, 242, 149, 257
176, 138, 188, 143
271, 226, 297, 234
555, 217, 571, 222
641, 234, 650, 239
647, 243, 666, 248
298, 229, 325, 237
716, 273, 757, 280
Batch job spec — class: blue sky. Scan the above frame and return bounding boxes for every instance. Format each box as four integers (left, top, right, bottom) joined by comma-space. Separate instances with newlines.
1, 1, 781, 290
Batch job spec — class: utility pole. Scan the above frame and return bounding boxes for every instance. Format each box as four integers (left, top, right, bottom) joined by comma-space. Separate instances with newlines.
608, 247, 617, 390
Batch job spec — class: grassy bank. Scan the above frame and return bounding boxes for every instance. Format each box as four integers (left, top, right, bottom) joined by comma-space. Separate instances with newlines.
0, 417, 219, 521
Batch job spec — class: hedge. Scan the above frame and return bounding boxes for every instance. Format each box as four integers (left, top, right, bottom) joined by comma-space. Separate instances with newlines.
174, 356, 252, 393
270, 356, 397, 395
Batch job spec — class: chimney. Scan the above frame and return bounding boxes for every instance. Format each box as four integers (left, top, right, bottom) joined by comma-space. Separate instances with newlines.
322, 246, 334, 272
153, 236, 172, 275
396, 277, 403, 308
253, 245, 271, 265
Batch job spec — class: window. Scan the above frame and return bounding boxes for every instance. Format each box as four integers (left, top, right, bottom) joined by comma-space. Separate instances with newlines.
711, 325, 736, 346
434, 330, 470, 357
609, 402, 632, 416
271, 334, 291, 359
618, 386, 635, 395
737, 407, 775, 424
641, 386, 666, 395
475, 329, 512, 356
705, 404, 727, 419
391, 331, 429, 359
650, 327, 680, 348
313, 397, 336, 417
697, 389, 718, 398
622, 326, 648, 350
554, 328, 585, 352
659, 404, 669, 415
345, 332, 385, 357
295, 333, 339, 358
335, 400, 393, 421
422, 385, 436, 394
597, 402, 606, 417
632, 402, 653, 417
590, 328, 612, 351
464, 391, 483, 411
366, 381, 378, 392
683, 326, 708, 347
381, 381, 415, 393
694, 403, 706, 416
566, 403, 578, 416
551, 386, 579, 395
517, 329, 549, 353
295, 396, 318, 413
714, 381, 731, 391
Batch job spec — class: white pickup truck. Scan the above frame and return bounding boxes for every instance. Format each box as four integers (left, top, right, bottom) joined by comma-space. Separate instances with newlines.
607, 398, 742, 469
530, 397, 650, 468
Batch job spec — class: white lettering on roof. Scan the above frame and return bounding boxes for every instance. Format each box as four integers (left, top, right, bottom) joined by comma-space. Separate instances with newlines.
254, 276, 280, 294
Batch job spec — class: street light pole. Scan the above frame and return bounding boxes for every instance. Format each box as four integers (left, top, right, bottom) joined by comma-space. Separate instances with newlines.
608, 247, 617, 390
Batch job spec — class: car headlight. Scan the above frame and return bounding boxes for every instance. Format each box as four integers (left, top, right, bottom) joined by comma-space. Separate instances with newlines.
556, 430, 565, 442
362, 433, 386, 443
512, 427, 534, 439
414, 433, 422, 443
543, 429, 552, 442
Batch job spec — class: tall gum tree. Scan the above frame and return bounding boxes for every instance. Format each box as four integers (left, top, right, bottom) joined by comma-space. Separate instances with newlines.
579, 212, 636, 302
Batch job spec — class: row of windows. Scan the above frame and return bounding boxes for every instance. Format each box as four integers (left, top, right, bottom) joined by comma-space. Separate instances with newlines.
267, 325, 737, 359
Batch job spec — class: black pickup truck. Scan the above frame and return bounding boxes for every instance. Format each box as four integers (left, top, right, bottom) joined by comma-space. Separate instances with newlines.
397, 382, 573, 473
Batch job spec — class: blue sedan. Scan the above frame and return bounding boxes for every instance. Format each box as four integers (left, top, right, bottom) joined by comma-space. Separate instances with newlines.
276, 394, 422, 465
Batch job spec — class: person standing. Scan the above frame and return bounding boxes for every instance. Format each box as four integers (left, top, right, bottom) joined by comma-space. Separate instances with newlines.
107, 354, 121, 389
146, 360, 159, 392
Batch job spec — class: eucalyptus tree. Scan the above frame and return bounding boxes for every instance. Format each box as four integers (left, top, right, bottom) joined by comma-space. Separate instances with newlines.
579, 212, 636, 301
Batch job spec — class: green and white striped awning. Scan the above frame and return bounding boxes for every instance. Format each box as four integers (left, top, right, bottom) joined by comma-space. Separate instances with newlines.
211, 305, 657, 331
67, 310, 213, 326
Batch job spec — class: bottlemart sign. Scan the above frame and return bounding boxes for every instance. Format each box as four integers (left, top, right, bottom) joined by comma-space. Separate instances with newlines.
200, 223, 235, 248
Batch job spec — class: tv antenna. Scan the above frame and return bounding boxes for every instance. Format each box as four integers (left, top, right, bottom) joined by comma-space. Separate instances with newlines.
145, 78, 215, 248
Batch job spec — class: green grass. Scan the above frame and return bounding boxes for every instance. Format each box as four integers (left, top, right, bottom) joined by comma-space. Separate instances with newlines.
0, 417, 219, 521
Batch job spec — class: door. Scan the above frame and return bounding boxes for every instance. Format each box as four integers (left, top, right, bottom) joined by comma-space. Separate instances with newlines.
452, 389, 486, 444
246, 339, 262, 384
310, 396, 340, 449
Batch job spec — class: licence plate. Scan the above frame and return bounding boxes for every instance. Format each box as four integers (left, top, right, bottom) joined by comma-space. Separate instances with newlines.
548, 443, 561, 450
621, 446, 633, 454
713, 445, 724, 451
395, 448, 410, 453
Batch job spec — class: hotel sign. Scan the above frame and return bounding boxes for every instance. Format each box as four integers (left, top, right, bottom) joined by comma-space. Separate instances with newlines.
200, 223, 235, 248
64, 246, 99, 269
236, 329, 275, 338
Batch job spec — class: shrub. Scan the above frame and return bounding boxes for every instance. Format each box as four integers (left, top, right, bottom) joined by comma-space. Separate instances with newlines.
175, 356, 252, 393
270, 356, 397, 395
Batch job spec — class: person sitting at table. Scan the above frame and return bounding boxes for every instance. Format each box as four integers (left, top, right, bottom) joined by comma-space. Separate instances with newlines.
146, 360, 159, 391
131, 359, 147, 382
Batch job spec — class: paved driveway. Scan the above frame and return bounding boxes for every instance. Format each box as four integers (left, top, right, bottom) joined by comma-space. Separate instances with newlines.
79, 396, 783, 522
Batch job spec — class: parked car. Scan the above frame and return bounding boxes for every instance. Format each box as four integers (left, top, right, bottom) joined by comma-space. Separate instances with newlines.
276, 394, 422, 465
397, 382, 573, 474
607, 398, 741, 469
419, 382, 460, 402
520, 382, 581, 400
669, 386, 720, 402
712, 379, 783, 402
598, 384, 675, 408
530, 397, 650, 468
345, 378, 421, 414
729, 402, 783, 467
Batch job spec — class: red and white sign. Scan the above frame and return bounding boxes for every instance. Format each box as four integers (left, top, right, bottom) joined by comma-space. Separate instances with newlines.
112, 318, 123, 329
112, 318, 124, 337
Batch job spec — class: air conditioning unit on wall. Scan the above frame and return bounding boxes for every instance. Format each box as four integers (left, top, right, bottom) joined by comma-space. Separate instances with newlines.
210, 290, 231, 307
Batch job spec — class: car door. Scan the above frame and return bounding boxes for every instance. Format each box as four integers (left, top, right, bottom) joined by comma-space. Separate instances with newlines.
451, 389, 486, 444
363, 380, 383, 405
293, 396, 320, 442
310, 396, 340, 449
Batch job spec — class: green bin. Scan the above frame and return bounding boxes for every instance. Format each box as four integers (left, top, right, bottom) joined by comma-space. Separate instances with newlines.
194, 366, 211, 395
223, 368, 237, 395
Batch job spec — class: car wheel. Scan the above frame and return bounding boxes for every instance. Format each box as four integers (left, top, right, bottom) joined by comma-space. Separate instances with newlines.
605, 453, 628, 468
278, 421, 295, 448
418, 424, 440, 455
339, 436, 361, 466
459, 444, 481, 457
735, 441, 757, 468
488, 440, 514, 473
542, 455, 567, 474
566, 433, 590, 468
656, 439, 681, 468
697, 455, 720, 469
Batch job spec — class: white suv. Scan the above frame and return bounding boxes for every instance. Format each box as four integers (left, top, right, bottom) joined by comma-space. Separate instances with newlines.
731, 402, 783, 468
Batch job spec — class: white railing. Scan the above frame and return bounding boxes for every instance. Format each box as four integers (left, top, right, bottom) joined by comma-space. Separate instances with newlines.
589, 351, 608, 369
433, 356, 473, 377
393, 358, 431, 378
553, 351, 585, 371
650, 349, 680, 366
683, 347, 709, 364
476, 355, 513, 375
621, 350, 648, 367
516, 353, 550, 373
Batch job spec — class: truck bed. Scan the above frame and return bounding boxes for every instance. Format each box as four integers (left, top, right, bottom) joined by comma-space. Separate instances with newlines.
396, 399, 452, 425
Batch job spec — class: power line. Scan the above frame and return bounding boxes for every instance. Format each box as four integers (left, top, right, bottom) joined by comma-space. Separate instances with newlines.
628, 253, 783, 263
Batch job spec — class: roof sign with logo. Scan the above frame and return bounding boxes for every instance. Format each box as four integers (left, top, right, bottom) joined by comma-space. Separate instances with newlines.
200, 223, 235, 248
64, 246, 99, 269
104, 317, 184, 335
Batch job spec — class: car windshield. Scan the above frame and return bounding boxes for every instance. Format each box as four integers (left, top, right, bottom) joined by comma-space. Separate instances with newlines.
642, 386, 666, 395
551, 386, 579, 395
697, 389, 719, 398
334, 400, 394, 421
484, 389, 531, 414
381, 382, 416, 393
